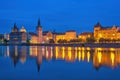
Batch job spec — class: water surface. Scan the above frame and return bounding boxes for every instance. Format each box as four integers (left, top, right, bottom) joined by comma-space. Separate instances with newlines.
0, 46, 120, 80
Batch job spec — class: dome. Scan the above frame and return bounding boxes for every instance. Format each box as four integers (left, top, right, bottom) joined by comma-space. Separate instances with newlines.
20, 26, 26, 32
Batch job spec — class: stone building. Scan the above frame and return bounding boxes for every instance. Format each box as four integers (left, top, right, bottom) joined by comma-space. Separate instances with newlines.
94, 22, 120, 42
9, 23, 27, 43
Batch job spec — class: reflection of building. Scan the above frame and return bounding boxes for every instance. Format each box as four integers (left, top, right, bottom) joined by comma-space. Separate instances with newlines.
9, 46, 20, 67
29, 46, 43, 72
20, 46, 27, 64
9, 23, 27, 43
36, 46, 43, 72
93, 48, 120, 70
78, 32, 94, 42
9, 46, 27, 67
94, 22, 120, 42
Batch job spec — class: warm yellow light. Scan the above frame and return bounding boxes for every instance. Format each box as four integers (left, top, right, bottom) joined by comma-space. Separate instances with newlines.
86, 47, 90, 51
45, 47, 49, 59
47, 37, 49, 40
112, 34, 115, 36
55, 47, 59, 59
111, 52, 115, 66
62, 47, 65, 59
99, 34, 102, 38
110, 48, 115, 51
78, 51, 81, 61
81, 47, 85, 61
98, 52, 102, 63
78, 47, 81, 51
50, 47, 53, 58
97, 48, 102, 51
87, 51, 90, 62
68, 47, 72, 60
75, 47, 77, 59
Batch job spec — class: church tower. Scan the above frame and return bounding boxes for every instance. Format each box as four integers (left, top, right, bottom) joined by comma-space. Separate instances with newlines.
36, 19, 43, 43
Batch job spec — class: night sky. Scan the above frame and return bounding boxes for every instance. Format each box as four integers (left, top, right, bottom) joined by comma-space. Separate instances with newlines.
0, 0, 120, 34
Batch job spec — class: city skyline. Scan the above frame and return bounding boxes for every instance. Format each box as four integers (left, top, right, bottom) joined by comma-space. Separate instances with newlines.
0, 0, 120, 34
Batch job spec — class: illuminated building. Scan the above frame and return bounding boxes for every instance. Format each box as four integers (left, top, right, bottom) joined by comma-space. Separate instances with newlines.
4, 33, 9, 40
28, 32, 38, 43
55, 30, 77, 43
9, 23, 27, 43
78, 32, 94, 42
94, 22, 120, 42
65, 30, 77, 41
28, 19, 43, 43
36, 19, 43, 43
55, 33, 65, 43
43, 31, 53, 43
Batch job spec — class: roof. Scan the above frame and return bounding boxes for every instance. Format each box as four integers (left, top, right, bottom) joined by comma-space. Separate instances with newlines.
10, 32, 25, 35
29, 32, 38, 36
55, 33, 65, 35
43, 31, 52, 36
66, 30, 76, 32
79, 32, 93, 35
94, 22, 101, 27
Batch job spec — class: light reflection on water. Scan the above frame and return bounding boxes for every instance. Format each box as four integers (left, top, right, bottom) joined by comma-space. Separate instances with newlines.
0, 46, 120, 80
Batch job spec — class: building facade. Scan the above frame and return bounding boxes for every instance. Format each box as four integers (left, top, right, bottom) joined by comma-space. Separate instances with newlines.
94, 22, 120, 42
55, 30, 77, 43
78, 32, 94, 42
9, 23, 27, 43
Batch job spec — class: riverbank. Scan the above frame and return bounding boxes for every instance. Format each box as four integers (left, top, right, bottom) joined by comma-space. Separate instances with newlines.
0, 43, 120, 48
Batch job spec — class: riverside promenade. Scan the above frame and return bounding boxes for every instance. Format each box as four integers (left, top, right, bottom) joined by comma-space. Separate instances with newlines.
0, 43, 120, 48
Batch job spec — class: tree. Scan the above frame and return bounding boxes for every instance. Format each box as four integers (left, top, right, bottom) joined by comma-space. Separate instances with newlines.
57, 39, 68, 43
86, 37, 96, 43
49, 39, 55, 43
4, 39, 9, 44
27, 39, 31, 43
69, 39, 82, 43
99, 38, 105, 43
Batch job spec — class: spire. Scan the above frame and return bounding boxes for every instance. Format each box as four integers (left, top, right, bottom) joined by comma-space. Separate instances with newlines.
94, 22, 101, 27
14, 23, 17, 28
38, 18, 41, 26
36, 18, 42, 29
12, 23, 18, 32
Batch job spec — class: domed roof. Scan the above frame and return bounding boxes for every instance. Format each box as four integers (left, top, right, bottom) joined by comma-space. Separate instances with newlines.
20, 26, 26, 33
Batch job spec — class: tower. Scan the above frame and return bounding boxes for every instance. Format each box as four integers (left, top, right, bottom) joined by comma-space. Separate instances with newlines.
12, 23, 19, 32
94, 22, 101, 42
36, 19, 43, 43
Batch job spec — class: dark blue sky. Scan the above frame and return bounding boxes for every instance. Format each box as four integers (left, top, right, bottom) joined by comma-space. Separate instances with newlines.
0, 0, 120, 34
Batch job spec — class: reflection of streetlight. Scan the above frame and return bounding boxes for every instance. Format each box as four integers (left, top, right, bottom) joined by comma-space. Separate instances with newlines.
47, 37, 49, 40
98, 52, 102, 63
87, 51, 90, 62
55, 47, 58, 59
68, 47, 72, 60
62, 47, 65, 59
111, 53, 115, 67
78, 51, 81, 61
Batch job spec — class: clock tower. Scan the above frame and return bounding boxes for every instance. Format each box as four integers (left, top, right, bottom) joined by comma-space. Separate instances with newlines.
36, 19, 43, 43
